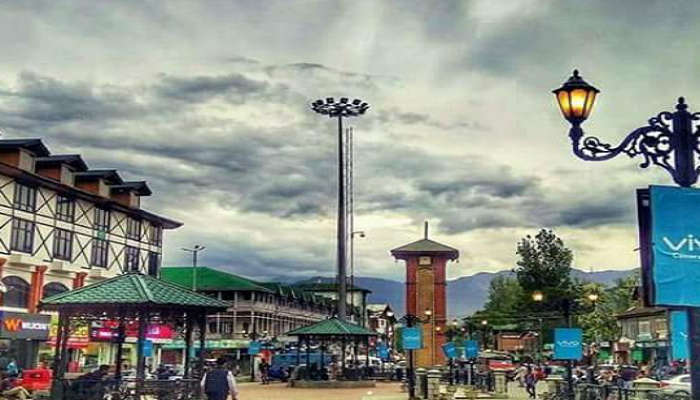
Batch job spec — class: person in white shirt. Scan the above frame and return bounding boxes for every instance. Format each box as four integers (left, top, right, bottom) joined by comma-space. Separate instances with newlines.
201, 358, 238, 400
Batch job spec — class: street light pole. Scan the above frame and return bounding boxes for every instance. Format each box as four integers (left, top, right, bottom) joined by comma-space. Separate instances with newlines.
311, 98, 369, 322
554, 70, 700, 400
182, 245, 205, 291
401, 310, 431, 399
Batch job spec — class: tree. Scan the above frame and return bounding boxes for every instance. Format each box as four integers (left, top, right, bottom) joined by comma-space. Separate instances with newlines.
483, 275, 524, 316
514, 229, 575, 312
578, 273, 638, 343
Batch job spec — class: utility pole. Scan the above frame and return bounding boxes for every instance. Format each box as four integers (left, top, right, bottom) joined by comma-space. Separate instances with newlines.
182, 245, 206, 291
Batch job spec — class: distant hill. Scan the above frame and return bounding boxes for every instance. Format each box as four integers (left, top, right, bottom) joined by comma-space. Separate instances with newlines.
286, 268, 636, 318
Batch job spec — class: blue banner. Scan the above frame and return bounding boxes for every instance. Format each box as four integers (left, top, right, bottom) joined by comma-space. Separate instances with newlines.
442, 341, 457, 358
403, 327, 423, 350
671, 311, 689, 360
650, 185, 700, 306
377, 344, 390, 360
142, 340, 153, 357
249, 341, 262, 355
464, 340, 479, 358
554, 328, 582, 360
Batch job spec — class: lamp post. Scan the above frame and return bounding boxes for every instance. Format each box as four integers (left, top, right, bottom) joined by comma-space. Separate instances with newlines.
311, 98, 369, 322
401, 309, 432, 399
444, 319, 459, 385
182, 245, 205, 291
554, 70, 700, 400
425, 308, 435, 365
532, 291, 544, 363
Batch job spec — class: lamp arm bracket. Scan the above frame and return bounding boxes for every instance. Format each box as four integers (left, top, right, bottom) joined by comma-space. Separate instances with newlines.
569, 112, 675, 174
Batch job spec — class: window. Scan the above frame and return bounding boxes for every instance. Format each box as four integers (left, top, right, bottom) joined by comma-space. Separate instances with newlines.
2, 276, 29, 308
42, 282, 69, 299
150, 224, 162, 246
127, 218, 141, 240
56, 196, 75, 222
91, 239, 109, 268
147, 252, 160, 277
94, 208, 110, 232
13, 184, 36, 212
125, 246, 139, 272
10, 218, 34, 253
53, 228, 73, 261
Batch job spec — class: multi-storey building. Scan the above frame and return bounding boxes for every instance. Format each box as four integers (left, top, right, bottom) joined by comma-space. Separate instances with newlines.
0, 139, 180, 369
616, 306, 669, 365
366, 303, 396, 344
160, 267, 352, 371
293, 281, 371, 326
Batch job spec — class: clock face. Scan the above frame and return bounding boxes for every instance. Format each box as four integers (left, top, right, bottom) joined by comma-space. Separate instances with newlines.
418, 256, 432, 266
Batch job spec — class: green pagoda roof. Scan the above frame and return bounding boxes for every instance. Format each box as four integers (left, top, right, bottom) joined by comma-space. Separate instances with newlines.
286, 317, 377, 337
161, 267, 274, 293
40, 272, 231, 311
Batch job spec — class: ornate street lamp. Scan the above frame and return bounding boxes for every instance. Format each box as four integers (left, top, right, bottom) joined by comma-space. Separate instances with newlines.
532, 291, 544, 303
311, 98, 369, 321
554, 70, 700, 187
399, 312, 432, 399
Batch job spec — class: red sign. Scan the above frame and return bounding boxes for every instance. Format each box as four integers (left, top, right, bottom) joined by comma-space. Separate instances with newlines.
89, 321, 174, 342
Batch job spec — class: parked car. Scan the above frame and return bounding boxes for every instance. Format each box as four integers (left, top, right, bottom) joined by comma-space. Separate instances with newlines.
660, 374, 691, 396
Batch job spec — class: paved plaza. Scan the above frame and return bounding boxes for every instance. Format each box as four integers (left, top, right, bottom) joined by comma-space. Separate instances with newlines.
236, 382, 408, 400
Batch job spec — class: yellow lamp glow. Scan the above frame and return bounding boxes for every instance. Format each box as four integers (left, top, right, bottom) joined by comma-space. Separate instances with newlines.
553, 70, 599, 124
532, 291, 544, 302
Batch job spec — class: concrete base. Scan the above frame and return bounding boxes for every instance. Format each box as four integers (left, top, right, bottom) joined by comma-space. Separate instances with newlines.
290, 379, 377, 389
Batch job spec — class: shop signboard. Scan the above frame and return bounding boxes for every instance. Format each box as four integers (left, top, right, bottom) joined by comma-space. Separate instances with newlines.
671, 310, 689, 360
553, 328, 582, 360
464, 340, 479, 358
48, 316, 89, 348
90, 321, 174, 343
402, 327, 422, 350
0, 312, 50, 340
642, 186, 700, 306
441, 341, 457, 359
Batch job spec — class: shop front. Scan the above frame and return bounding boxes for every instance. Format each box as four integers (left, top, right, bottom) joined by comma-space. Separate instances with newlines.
0, 311, 51, 370
161, 339, 250, 371
42, 315, 90, 372
88, 320, 175, 371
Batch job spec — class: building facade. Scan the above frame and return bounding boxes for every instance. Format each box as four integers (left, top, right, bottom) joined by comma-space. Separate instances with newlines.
160, 267, 340, 369
0, 139, 180, 370
293, 281, 371, 326
616, 306, 669, 366
367, 303, 396, 345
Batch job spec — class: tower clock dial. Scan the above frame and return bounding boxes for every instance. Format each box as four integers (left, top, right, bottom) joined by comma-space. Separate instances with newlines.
418, 256, 432, 266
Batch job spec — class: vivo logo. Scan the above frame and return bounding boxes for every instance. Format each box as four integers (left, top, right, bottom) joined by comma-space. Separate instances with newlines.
556, 340, 580, 348
660, 236, 700, 260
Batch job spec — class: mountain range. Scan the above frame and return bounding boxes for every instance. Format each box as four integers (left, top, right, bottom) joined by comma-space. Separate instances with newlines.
291, 268, 635, 317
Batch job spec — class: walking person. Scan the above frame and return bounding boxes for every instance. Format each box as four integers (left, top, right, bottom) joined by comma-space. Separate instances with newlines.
201, 358, 238, 400
525, 367, 537, 399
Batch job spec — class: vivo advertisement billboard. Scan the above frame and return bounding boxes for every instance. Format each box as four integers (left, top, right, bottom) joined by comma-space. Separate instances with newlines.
670, 311, 689, 360
553, 328, 582, 361
650, 185, 700, 306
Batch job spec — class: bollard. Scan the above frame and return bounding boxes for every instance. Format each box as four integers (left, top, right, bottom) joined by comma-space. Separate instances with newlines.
416, 368, 427, 399
427, 369, 442, 400
492, 371, 507, 394
633, 377, 661, 400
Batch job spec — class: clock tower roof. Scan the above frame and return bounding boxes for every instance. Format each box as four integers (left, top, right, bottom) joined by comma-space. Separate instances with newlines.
390, 238, 459, 260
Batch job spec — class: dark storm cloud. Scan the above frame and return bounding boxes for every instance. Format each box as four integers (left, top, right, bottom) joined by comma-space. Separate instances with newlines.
154, 73, 269, 102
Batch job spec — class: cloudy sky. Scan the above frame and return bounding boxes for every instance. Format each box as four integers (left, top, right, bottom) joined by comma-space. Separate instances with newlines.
0, 0, 697, 281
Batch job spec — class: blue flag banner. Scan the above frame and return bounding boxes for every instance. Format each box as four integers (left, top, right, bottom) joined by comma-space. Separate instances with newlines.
142, 340, 153, 357
671, 311, 689, 360
650, 185, 700, 306
442, 341, 457, 358
464, 340, 479, 358
249, 341, 262, 355
554, 328, 582, 360
377, 344, 390, 360
403, 327, 423, 350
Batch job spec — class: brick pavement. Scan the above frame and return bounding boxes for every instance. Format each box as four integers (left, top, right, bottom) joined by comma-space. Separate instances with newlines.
236, 381, 408, 400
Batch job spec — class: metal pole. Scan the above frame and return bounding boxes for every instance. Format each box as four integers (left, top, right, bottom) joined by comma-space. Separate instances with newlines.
672, 99, 696, 187
250, 324, 257, 382
565, 300, 574, 400
184, 314, 193, 378
193, 250, 197, 291
337, 115, 347, 322
348, 127, 354, 292
407, 316, 416, 399
689, 308, 700, 400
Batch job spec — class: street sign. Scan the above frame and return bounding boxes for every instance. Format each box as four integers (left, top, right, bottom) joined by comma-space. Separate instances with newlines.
464, 340, 479, 358
442, 341, 457, 359
553, 328, 582, 360
402, 327, 422, 350
249, 341, 262, 355
646, 185, 700, 306
671, 310, 689, 360
143, 340, 153, 357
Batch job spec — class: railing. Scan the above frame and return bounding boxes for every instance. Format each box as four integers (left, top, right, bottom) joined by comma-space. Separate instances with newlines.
474, 372, 494, 392
544, 383, 692, 400
47, 378, 202, 400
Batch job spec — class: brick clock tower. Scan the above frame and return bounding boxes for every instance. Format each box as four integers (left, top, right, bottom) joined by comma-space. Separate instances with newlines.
391, 222, 459, 367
